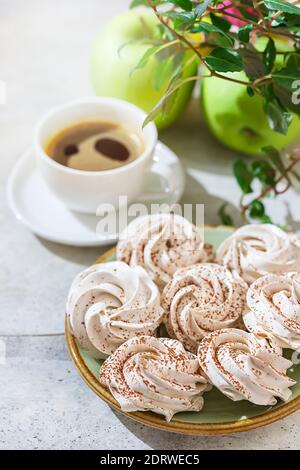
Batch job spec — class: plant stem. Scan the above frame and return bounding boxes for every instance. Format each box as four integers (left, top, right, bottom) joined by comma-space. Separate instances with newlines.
240, 156, 300, 216
253, 0, 267, 28
209, 5, 299, 40
147, 0, 255, 87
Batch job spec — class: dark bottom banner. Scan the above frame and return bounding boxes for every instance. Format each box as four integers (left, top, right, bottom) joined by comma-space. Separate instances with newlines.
0, 450, 297, 464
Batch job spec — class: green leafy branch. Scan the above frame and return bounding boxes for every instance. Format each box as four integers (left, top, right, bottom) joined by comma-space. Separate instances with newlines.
130, 0, 300, 134
219, 146, 300, 226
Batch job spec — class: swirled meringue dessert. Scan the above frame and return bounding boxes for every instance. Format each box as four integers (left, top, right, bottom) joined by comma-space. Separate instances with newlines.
198, 328, 295, 405
244, 273, 300, 352
216, 224, 300, 285
99, 335, 210, 421
67, 261, 163, 358
117, 213, 212, 287
162, 263, 247, 353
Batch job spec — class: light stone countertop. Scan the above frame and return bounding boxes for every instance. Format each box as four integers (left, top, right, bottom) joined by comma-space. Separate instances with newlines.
1, 0, 299, 450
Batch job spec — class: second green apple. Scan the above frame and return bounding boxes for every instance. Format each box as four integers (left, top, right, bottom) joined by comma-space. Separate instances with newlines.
201, 71, 300, 155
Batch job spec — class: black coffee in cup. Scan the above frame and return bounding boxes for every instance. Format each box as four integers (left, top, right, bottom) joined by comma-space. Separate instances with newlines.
45, 120, 144, 171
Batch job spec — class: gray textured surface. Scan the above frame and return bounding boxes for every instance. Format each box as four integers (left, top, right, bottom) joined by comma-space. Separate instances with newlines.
1, 0, 300, 450
1, 335, 299, 450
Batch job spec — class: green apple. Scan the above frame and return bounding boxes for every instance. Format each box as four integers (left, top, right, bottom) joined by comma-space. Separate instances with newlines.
90, 8, 197, 130
201, 71, 300, 155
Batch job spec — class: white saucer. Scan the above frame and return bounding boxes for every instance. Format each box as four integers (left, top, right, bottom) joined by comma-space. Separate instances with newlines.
7, 142, 185, 247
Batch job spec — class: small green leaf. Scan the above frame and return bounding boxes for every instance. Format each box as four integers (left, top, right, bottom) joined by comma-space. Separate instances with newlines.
261, 82, 275, 101
238, 24, 253, 43
272, 56, 300, 114
156, 45, 175, 62
165, 0, 193, 11
241, 48, 265, 80
163, 10, 196, 29
210, 13, 231, 32
247, 86, 255, 97
248, 200, 272, 224
143, 97, 167, 128
251, 160, 276, 186
212, 35, 234, 49
152, 57, 172, 90
143, 75, 186, 127
218, 203, 234, 226
195, 0, 214, 18
273, 66, 300, 91
171, 50, 185, 76
268, 13, 286, 26
286, 53, 300, 70
263, 38, 276, 74
193, 21, 234, 47
205, 48, 243, 73
273, 82, 300, 115
262, 146, 282, 160
249, 200, 266, 219
156, 24, 174, 41
262, 146, 290, 181
264, 98, 292, 134
285, 13, 300, 28
233, 160, 253, 194
261, 81, 293, 133
260, 214, 273, 224
130, 46, 159, 76
264, 0, 300, 15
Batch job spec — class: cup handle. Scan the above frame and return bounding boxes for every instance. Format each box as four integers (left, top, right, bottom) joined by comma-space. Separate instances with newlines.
136, 142, 185, 204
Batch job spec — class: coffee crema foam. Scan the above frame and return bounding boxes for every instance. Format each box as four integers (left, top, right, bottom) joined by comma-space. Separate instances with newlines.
45, 120, 144, 171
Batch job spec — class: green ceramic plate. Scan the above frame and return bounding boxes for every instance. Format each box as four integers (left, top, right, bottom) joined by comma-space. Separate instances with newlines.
65, 226, 300, 435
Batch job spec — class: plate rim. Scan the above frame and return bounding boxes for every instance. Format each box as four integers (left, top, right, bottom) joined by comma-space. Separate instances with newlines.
65, 232, 300, 436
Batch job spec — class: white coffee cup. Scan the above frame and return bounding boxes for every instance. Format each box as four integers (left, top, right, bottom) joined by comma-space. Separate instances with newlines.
34, 97, 159, 214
